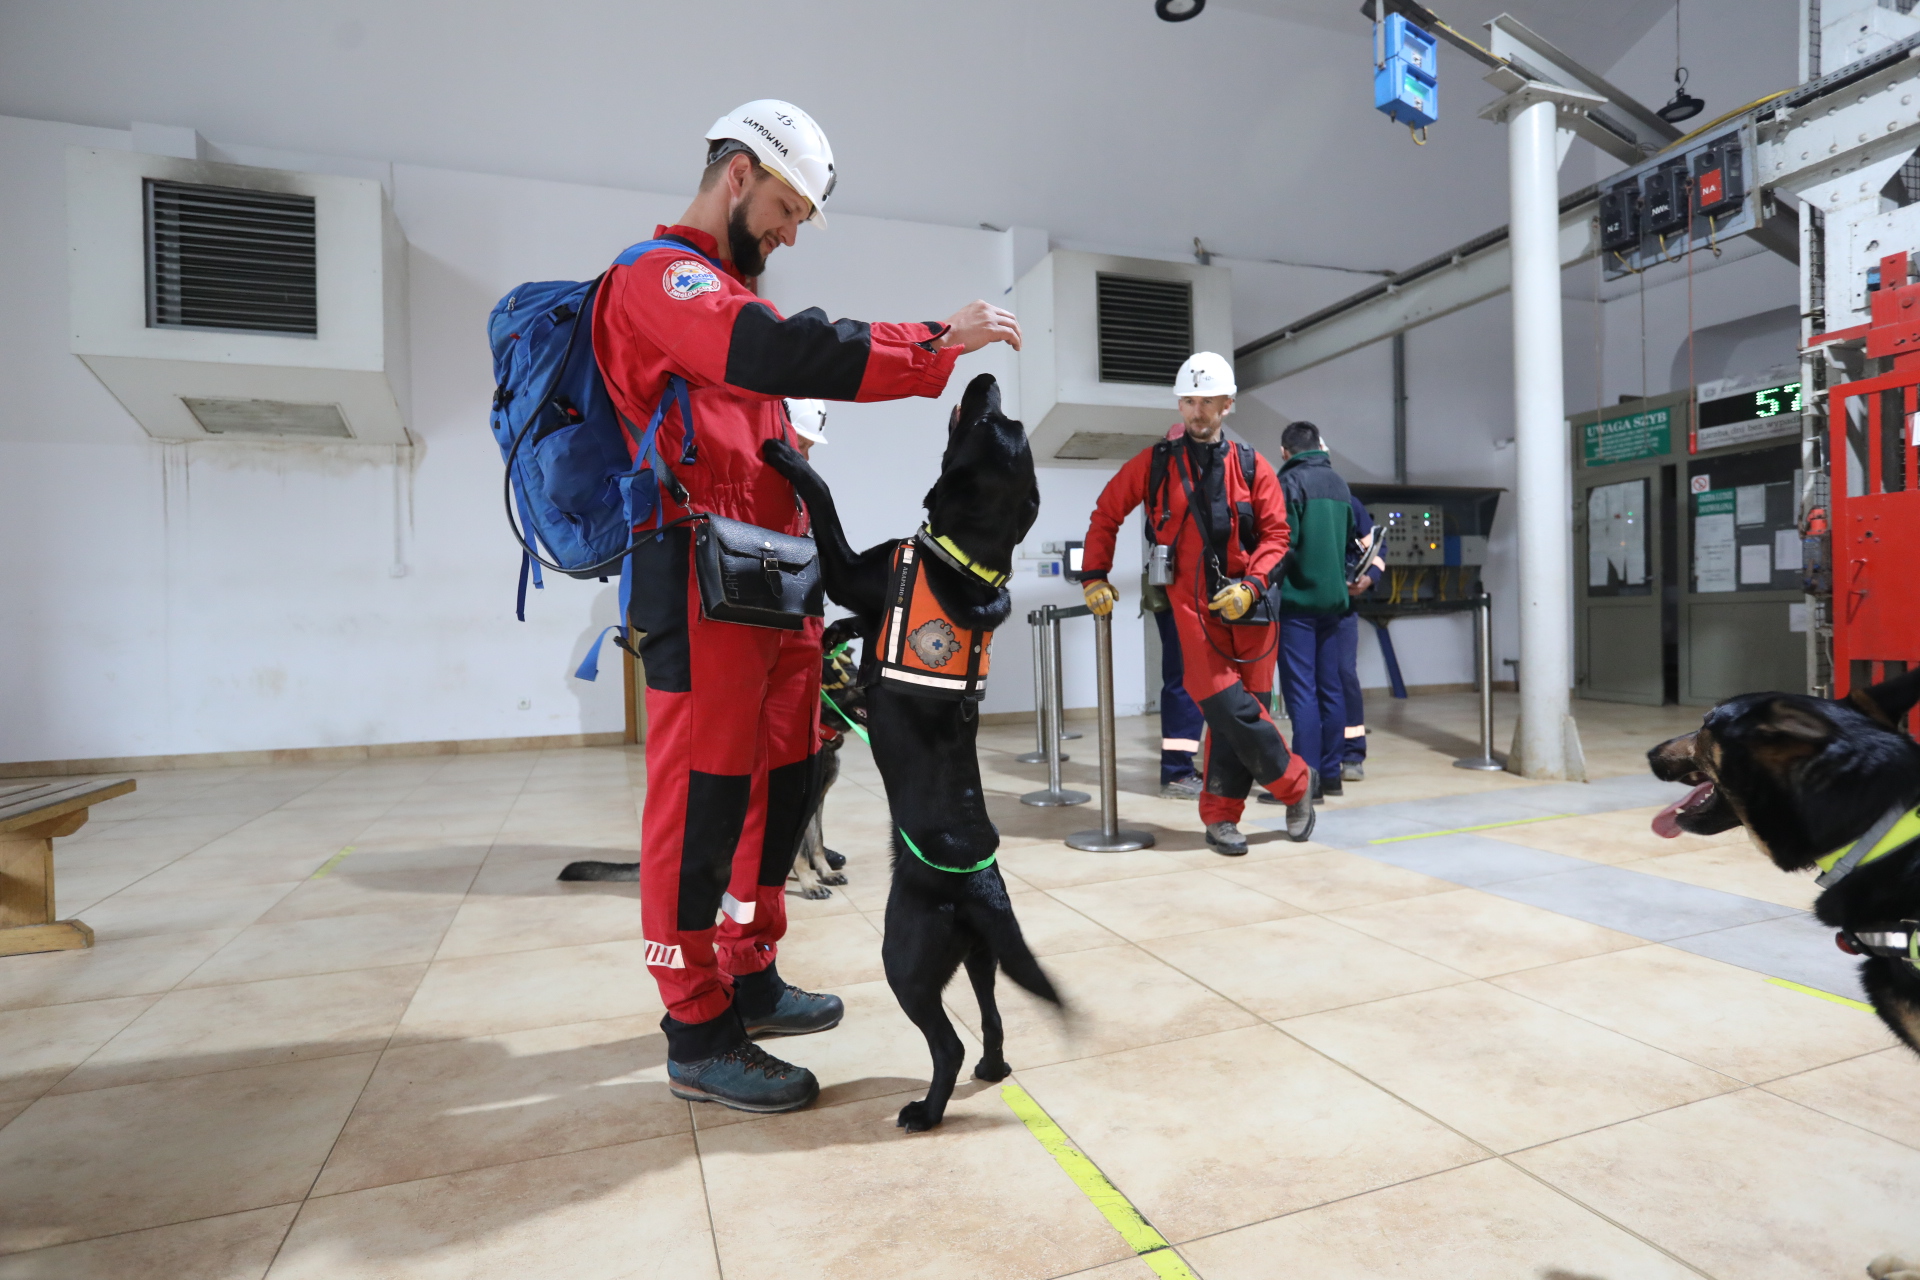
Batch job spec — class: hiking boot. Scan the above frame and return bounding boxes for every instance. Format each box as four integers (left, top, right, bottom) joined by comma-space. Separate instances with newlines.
668, 1041, 820, 1113
1342, 761, 1365, 783
1286, 769, 1317, 842
1160, 774, 1203, 800
1321, 779, 1344, 798
736, 964, 843, 1038
1205, 821, 1249, 856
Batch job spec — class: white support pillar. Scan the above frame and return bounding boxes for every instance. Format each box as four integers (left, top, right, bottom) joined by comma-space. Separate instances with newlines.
1487, 88, 1591, 780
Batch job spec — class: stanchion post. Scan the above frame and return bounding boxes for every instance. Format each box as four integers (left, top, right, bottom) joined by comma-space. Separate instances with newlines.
1052, 609, 1082, 741
1015, 610, 1053, 765
1022, 605, 1090, 807
1453, 589, 1503, 771
1067, 611, 1154, 850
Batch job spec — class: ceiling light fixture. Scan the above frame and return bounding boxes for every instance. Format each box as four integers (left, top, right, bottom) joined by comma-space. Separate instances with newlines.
1155, 0, 1205, 22
1657, 1, 1703, 123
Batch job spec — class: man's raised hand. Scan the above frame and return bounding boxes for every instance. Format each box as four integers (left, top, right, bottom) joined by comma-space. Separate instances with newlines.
939, 301, 1022, 353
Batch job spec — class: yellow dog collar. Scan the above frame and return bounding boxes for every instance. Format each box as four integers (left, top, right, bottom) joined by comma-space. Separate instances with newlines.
1814, 803, 1920, 887
916, 525, 1009, 589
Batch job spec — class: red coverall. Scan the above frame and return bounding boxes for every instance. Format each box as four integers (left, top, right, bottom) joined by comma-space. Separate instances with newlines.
1081, 430, 1311, 824
593, 224, 960, 1029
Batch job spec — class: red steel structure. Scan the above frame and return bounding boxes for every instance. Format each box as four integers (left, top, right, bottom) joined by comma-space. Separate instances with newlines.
1825, 249, 1920, 702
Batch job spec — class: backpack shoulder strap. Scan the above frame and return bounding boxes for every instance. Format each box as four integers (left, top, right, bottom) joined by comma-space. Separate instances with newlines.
1236, 441, 1257, 490
1146, 439, 1176, 529
612, 237, 723, 271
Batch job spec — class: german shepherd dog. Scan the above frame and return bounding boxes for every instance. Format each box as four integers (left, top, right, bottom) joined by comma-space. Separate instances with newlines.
1647, 666, 1920, 1056
556, 620, 863, 892
762, 372, 1063, 1132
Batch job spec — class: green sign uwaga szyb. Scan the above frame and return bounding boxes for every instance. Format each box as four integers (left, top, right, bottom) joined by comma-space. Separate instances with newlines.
1584, 406, 1672, 466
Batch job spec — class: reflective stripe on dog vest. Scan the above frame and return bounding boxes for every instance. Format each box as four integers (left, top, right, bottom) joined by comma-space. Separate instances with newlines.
1814, 802, 1920, 888
874, 539, 991, 701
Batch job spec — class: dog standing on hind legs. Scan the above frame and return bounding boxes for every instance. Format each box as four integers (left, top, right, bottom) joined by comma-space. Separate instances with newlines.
763, 372, 1063, 1132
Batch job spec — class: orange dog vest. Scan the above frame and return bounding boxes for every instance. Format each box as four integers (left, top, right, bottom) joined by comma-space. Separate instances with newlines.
873, 538, 992, 701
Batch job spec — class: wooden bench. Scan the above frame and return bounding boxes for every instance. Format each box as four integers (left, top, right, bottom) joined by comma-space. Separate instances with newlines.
0, 778, 136, 957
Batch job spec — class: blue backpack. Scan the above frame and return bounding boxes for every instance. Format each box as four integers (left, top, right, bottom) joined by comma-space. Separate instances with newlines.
487, 238, 720, 674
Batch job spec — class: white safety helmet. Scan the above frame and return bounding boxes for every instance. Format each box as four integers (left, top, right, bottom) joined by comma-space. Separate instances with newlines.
786, 399, 828, 446
1174, 351, 1237, 399
706, 99, 837, 228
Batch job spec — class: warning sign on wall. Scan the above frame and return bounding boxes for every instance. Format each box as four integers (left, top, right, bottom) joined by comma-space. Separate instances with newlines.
1584, 406, 1672, 466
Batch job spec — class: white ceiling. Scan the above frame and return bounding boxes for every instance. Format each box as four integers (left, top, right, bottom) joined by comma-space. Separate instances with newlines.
0, 0, 1772, 276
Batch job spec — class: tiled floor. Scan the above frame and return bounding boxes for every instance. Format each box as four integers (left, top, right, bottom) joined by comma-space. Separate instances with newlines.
3, 692, 1918, 1278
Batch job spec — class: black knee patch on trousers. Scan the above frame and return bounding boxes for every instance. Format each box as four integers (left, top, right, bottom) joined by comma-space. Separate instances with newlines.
1199, 685, 1289, 795
628, 528, 692, 693
756, 755, 817, 888
679, 770, 750, 930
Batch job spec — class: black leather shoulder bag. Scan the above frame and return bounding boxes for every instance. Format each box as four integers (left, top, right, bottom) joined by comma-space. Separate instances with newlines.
691, 514, 824, 630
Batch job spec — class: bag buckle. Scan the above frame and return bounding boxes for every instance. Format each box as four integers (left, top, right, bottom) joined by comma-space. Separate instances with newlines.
762, 555, 784, 596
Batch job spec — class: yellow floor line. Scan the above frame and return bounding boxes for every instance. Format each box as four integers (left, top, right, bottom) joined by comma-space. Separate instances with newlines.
1000, 1084, 1197, 1280
1369, 812, 1574, 843
310, 847, 354, 879
1767, 977, 1875, 1013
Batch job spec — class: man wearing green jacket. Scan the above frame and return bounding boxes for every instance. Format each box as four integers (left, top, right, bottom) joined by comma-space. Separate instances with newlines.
1274, 421, 1357, 799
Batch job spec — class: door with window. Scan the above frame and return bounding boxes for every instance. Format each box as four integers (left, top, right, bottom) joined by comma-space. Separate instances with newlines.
1576, 467, 1666, 703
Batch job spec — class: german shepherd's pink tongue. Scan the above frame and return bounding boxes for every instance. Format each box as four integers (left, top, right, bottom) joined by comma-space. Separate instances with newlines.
1652, 782, 1714, 838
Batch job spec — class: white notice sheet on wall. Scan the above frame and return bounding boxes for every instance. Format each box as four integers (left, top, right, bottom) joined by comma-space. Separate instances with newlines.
1740, 543, 1772, 585
1736, 484, 1768, 526
1696, 513, 1737, 592
1775, 528, 1804, 572
1587, 480, 1646, 588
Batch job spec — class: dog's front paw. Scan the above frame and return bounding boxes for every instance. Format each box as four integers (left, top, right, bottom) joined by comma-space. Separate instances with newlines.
762, 438, 804, 474
972, 1057, 1011, 1082
821, 871, 847, 885
896, 1099, 939, 1132
799, 884, 832, 900
1869, 1253, 1920, 1280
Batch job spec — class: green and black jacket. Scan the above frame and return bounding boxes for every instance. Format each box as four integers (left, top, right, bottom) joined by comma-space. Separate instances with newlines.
1276, 450, 1357, 616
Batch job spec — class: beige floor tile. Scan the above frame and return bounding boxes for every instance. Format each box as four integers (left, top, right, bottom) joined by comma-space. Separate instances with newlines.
1762, 1047, 1920, 1149
0, 997, 158, 1103
256, 866, 476, 924
395, 941, 664, 1043
0, 1203, 298, 1280
693, 978, 983, 1132
1513, 1089, 1920, 1279
179, 909, 455, 989
1005, 890, 1126, 957
0, 1052, 376, 1253
78, 880, 300, 941
1049, 870, 1304, 942
1284, 981, 1742, 1152
131, 849, 344, 893
698, 1087, 1131, 1279
331, 841, 491, 873
1211, 849, 1456, 911
1477, 808, 1729, 865
1144, 915, 1471, 1019
1492, 945, 1897, 1083
1622, 844, 1822, 911
767, 912, 886, 991
54, 965, 424, 1092
1179, 1157, 1698, 1280
0, 929, 241, 1012
1020, 1024, 1485, 1241
945, 944, 1257, 1070
314, 1014, 687, 1195
433, 891, 640, 960
1327, 887, 1646, 978
1068, 1258, 1174, 1278
993, 843, 1190, 890
273, 1134, 714, 1280
0, 1101, 29, 1130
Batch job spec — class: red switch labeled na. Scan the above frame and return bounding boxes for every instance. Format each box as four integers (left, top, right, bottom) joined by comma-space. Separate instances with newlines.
1696, 167, 1724, 211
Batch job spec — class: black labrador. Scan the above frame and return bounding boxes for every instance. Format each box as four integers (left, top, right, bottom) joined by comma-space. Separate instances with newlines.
762, 371, 1063, 1132
1648, 666, 1920, 1055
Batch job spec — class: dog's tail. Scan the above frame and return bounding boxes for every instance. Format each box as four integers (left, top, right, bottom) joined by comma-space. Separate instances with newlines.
960, 898, 1063, 1008
557, 860, 639, 882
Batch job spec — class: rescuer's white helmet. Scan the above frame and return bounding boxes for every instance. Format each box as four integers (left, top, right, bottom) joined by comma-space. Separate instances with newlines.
786, 399, 828, 445
706, 100, 837, 228
1174, 351, 1237, 399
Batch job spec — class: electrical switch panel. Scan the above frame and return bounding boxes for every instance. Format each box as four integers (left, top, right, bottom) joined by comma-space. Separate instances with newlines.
1692, 140, 1743, 217
1369, 504, 1445, 566
1642, 162, 1691, 238
1599, 182, 1640, 255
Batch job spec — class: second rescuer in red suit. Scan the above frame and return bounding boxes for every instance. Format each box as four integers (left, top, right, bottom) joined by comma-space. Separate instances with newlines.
591, 134, 1020, 1084
1079, 404, 1312, 846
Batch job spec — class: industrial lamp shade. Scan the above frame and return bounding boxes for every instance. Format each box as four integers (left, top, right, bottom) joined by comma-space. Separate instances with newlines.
1155, 0, 1205, 21
1657, 69, 1704, 124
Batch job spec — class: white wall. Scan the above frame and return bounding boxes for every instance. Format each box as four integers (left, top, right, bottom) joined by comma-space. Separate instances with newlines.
0, 112, 1095, 763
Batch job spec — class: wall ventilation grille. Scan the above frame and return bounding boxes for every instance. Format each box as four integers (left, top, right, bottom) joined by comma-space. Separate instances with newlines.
1096, 273, 1192, 385
146, 180, 318, 335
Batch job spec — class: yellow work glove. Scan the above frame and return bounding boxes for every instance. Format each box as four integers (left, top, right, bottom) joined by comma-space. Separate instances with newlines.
1082, 579, 1117, 617
1208, 580, 1257, 621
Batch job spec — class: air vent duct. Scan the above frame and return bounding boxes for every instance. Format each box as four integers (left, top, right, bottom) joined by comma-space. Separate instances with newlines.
1096, 274, 1192, 385
1013, 250, 1231, 467
69, 146, 409, 444
147, 180, 317, 336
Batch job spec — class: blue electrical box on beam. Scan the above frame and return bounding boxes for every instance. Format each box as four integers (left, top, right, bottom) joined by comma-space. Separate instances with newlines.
1374, 13, 1438, 129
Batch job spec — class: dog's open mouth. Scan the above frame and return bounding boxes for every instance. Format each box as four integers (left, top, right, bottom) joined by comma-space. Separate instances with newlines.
1651, 776, 1716, 838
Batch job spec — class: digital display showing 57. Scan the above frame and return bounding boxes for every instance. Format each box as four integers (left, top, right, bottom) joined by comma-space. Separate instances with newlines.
1698, 381, 1803, 430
